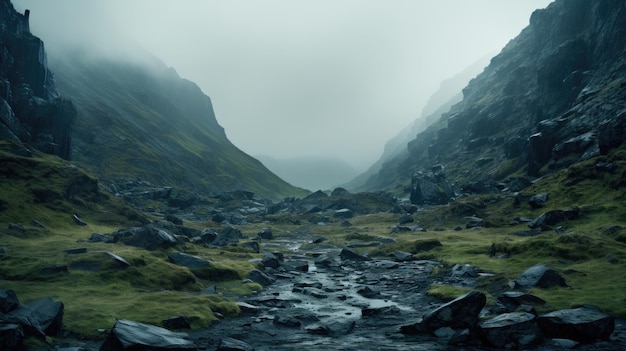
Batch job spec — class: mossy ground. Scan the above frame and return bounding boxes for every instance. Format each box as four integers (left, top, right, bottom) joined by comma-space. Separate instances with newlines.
1, 141, 625, 340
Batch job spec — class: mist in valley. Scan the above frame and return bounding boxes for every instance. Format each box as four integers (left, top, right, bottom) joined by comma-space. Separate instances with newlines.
13, 0, 553, 186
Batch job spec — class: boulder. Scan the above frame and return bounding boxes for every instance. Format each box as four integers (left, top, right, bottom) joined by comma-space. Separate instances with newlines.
113, 226, 177, 250
168, 252, 211, 269
3, 296, 64, 339
212, 226, 243, 246
194, 229, 218, 244
247, 269, 275, 286
398, 214, 414, 224
240, 241, 260, 253
261, 253, 281, 269
390, 251, 413, 262
538, 306, 615, 342
451, 264, 480, 278
515, 264, 567, 290
89, 233, 112, 243
528, 209, 579, 230
339, 247, 371, 261
410, 166, 455, 205
0, 289, 20, 313
528, 193, 549, 208
99, 319, 196, 351
401, 291, 486, 334
413, 239, 442, 253
257, 228, 273, 240
480, 312, 542, 348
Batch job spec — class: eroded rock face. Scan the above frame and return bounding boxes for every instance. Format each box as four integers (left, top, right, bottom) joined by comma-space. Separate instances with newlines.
0, 1, 75, 159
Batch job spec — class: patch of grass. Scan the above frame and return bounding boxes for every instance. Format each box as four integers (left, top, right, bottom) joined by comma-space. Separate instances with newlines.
426, 284, 472, 302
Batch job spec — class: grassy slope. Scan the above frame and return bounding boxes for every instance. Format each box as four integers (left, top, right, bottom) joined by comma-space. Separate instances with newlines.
0, 141, 264, 338
51, 56, 307, 200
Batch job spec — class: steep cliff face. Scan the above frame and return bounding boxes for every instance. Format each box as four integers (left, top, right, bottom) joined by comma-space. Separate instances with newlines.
372, 0, 626, 194
0, 0, 75, 158
50, 54, 307, 199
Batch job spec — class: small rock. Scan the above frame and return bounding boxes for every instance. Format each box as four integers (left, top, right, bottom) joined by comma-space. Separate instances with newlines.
72, 214, 87, 226
100, 319, 196, 351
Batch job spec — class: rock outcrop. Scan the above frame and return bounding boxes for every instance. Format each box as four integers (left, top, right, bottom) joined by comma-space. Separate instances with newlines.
360, 0, 626, 194
0, 0, 75, 159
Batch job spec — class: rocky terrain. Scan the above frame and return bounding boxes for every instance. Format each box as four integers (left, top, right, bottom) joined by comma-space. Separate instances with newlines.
1, 0, 626, 350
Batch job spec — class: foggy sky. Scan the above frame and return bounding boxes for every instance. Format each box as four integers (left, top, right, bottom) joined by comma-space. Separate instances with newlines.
14, 0, 553, 171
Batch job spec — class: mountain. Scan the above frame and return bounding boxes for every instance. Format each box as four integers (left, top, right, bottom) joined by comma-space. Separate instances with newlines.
256, 154, 358, 191
47, 52, 308, 200
367, 0, 626, 197
345, 56, 490, 192
0, 0, 75, 159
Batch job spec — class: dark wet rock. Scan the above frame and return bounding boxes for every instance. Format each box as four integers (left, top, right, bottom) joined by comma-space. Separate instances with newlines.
248, 269, 275, 286
212, 213, 226, 223
4, 296, 64, 339
603, 225, 623, 236
331, 187, 349, 196
356, 286, 381, 298
217, 336, 254, 351
100, 319, 196, 351
72, 214, 87, 226
165, 214, 183, 225
450, 264, 480, 277
361, 305, 401, 317
257, 228, 273, 240
410, 167, 454, 205
413, 239, 442, 253
0, 289, 20, 313
0, 247, 8, 254
311, 236, 327, 244
528, 209, 579, 230
497, 291, 546, 312
314, 253, 338, 268
113, 225, 177, 250
261, 253, 281, 269
340, 247, 371, 261
240, 241, 260, 253
538, 306, 615, 342
194, 228, 218, 245
273, 315, 302, 327
448, 328, 472, 346
236, 302, 260, 314
390, 251, 413, 262
515, 263, 567, 290
283, 260, 309, 273
69, 251, 130, 271
212, 226, 243, 247
40, 264, 68, 275
398, 214, 414, 224
169, 252, 210, 269
89, 233, 112, 243
0, 323, 24, 350
465, 216, 484, 228
292, 287, 328, 299
8, 223, 24, 231
305, 320, 356, 337
340, 220, 352, 227
401, 291, 486, 334
480, 312, 541, 348
528, 193, 549, 208
162, 316, 191, 330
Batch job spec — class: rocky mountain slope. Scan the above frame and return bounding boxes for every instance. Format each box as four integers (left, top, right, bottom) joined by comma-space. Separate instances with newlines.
366, 0, 626, 197
0, 0, 75, 159
49, 54, 307, 200
346, 57, 490, 192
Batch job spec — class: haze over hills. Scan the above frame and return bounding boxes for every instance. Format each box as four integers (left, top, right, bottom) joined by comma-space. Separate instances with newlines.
47, 51, 308, 200
256, 154, 359, 191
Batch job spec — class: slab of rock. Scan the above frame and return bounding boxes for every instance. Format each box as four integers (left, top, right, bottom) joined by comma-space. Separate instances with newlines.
113, 226, 177, 250
528, 193, 549, 208
212, 226, 243, 246
480, 312, 542, 348
248, 269, 275, 286
340, 247, 371, 261
100, 319, 196, 351
4, 296, 64, 339
401, 290, 486, 334
528, 209, 579, 230
515, 263, 567, 290
538, 306, 615, 342
168, 252, 210, 269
